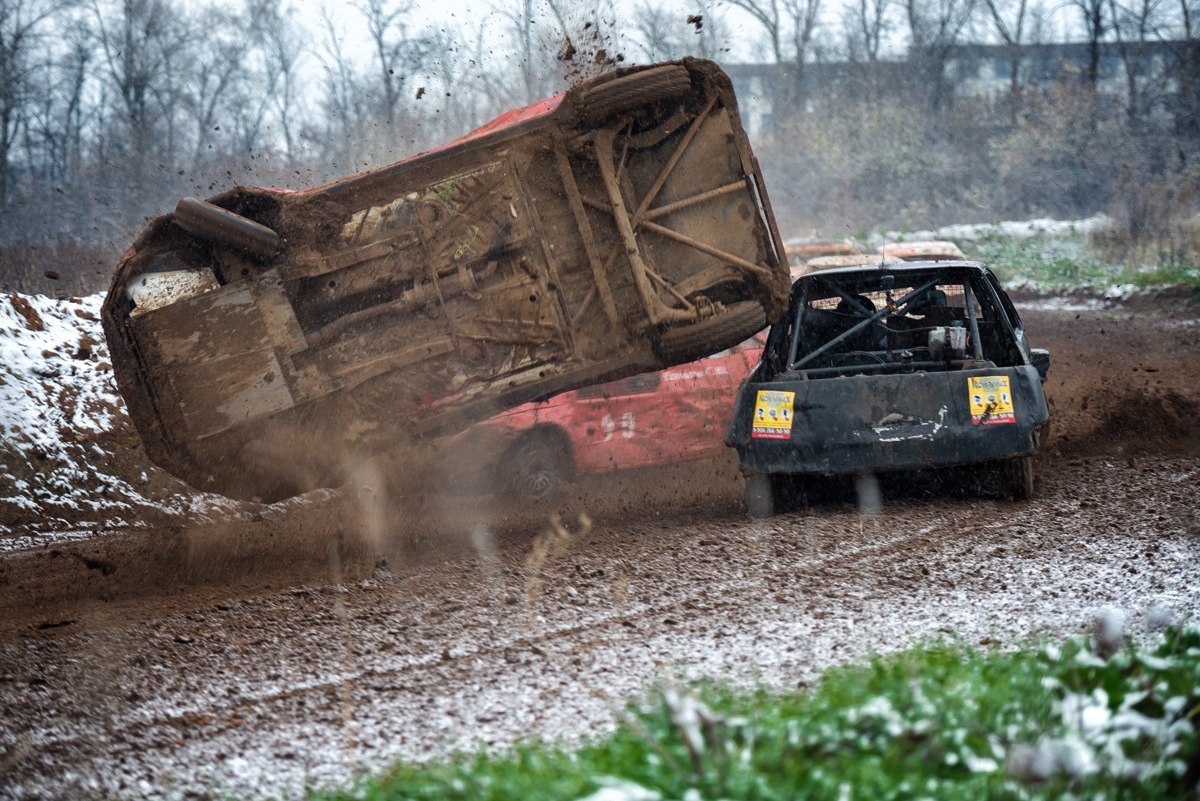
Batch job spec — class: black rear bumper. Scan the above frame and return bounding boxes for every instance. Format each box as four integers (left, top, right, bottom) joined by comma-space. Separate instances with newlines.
727, 364, 1049, 476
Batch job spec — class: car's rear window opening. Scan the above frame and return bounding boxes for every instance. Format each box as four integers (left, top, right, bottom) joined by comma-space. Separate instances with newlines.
771, 269, 1024, 378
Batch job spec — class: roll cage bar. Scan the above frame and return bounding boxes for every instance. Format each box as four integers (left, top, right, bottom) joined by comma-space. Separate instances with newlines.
770, 265, 1021, 378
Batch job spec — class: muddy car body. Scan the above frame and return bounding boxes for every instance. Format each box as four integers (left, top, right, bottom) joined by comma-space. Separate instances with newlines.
726, 260, 1050, 517
102, 59, 790, 501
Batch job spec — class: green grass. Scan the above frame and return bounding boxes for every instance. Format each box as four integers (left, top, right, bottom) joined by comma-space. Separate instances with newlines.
970, 231, 1200, 292
1127, 263, 1200, 290
311, 626, 1200, 801
972, 235, 1119, 288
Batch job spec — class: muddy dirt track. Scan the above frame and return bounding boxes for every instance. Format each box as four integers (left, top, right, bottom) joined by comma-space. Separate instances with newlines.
1, 299, 1198, 800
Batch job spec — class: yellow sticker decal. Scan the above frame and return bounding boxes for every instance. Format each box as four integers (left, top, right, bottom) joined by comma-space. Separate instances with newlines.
968, 375, 1016, 425
752, 390, 795, 439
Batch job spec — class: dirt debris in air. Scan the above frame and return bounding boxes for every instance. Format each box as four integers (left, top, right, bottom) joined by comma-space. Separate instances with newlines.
0, 300, 1197, 799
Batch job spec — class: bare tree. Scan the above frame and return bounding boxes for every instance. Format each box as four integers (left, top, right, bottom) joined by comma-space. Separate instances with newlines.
91, 0, 187, 193
315, 5, 366, 171
358, 0, 436, 148
1177, 0, 1199, 136
360, 0, 409, 129
58, 11, 91, 182
1107, 0, 1168, 129
632, 3, 731, 62
726, 0, 823, 117
1025, 0, 1053, 44
847, 0, 890, 62
727, 0, 786, 62
217, 0, 282, 164
248, 0, 306, 165
1071, 0, 1105, 90
0, 0, 60, 207
177, 3, 248, 168
982, 0, 1029, 118
904, 0, 977, 110
785, 0, 823, 101
421, 28, 479, 144
8, 6, 98, 243
836, 0, 892, 103
487, 0, 558, 105
633, 2, 681, 61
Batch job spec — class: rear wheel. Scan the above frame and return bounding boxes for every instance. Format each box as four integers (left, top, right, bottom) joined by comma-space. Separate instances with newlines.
744, 472, 777, 519
1003, 455, 1035, 500
654, 300, 766, 363
500, 432, 572, 503
578, 65, 692, 127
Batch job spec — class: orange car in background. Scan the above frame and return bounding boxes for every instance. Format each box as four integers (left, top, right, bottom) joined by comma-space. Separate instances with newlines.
879, 240, 966, 261
795, 253, 885, 274
783, 238, 858, 273
445, 336, 765, 501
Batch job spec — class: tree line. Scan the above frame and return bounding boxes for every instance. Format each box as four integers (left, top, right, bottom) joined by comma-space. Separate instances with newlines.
1, 0, 1197, 296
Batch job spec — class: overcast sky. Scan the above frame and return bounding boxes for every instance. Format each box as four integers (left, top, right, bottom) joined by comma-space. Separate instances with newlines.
288, 0, 771, 66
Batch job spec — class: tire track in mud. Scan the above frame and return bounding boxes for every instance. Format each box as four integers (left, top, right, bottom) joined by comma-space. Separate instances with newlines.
3, 457, 1196, 799
2, 516, 933, 739
0, 486, 1075, 763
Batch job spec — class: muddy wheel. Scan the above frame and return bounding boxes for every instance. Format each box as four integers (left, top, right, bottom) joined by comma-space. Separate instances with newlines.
744, 473, 777, 519
653, 301, 766, 364
1003, 456, 1035, 500
501, 431, 572, 503
578, 65, 692, 127
173, 196, 280, 260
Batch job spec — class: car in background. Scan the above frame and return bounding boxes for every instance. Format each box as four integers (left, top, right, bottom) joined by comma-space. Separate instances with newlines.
880, 240, 966, 261
726, 259, 1050, 517
447, 335, 765, 502
783, 238, 858, 274
795, 253, 886, 275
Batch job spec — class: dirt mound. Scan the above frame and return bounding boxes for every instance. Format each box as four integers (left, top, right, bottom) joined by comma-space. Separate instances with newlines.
1058, 388, 1200, 457
1022, 305, 1200, 458
0, 292, 252, 536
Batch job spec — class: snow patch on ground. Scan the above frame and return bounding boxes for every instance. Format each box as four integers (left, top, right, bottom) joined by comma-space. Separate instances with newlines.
1013, 297, 1111, 312
0, 292, 239, 532
874, 215, 1112, 246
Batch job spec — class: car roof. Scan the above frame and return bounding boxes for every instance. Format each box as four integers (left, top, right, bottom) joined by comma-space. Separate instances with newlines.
879, 240, 967, 260
796, 258, 990, 282
800, 253, 888, 270
783, 238, 857, 258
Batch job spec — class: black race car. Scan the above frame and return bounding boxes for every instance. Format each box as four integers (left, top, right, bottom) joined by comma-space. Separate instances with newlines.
726, 259, 1050, 517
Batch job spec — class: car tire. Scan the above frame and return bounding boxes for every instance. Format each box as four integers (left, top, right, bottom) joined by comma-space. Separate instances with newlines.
501, 431, 571, 503
173, 196, 280, 259
1003, 455, 1034, 500
578, 65, 692, 127
653, 300, 766, 364
744, 472, 777, 519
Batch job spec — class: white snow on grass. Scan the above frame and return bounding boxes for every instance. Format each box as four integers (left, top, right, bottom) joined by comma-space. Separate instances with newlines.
859, 213, 1200, 300
1013, 297, 1112, 312
873, 215, 1112, 246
